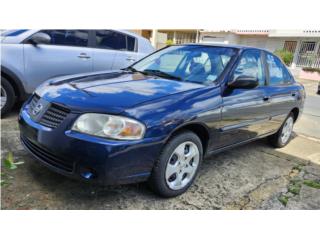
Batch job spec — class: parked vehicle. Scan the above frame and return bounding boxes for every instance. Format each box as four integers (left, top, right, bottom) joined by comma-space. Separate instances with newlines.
1, 29, 154, 115
19, 44, 305, 197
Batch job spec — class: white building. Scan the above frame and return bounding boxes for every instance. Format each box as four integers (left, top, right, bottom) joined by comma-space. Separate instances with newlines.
133, 29, 320, 80
199, 30, 320, 79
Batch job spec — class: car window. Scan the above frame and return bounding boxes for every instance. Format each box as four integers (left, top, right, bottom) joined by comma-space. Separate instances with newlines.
127, 35, 136, 51
266, 53, 293, 85
132, 45, 237, 84
40, 30, 89, 47
95, 30, 136, 52
233, 50, 265, 86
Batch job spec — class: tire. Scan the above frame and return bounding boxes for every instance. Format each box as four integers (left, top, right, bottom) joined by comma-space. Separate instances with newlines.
148, 130, 203, 197
1, 77, 16, 116
268, 113, 295, 148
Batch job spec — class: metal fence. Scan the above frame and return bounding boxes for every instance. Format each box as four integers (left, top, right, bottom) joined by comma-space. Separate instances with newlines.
296, 41, 320, 68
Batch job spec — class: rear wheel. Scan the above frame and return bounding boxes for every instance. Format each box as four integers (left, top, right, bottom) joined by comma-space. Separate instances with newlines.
1, 77, 15, 116
148, 131, 203, 197
268, 113, 294, 148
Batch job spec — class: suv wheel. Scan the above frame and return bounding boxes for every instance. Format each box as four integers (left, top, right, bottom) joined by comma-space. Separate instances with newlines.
1, 77, 15, 116
268, 113, 294, 148
148, 130, 203, 197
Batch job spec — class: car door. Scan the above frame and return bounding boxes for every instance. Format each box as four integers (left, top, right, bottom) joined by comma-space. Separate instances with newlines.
23, 30, 92, 92
91, 30, 119, 71
112, 32, 141, 69
264, 53, 298, 132
218, 49, 270, 148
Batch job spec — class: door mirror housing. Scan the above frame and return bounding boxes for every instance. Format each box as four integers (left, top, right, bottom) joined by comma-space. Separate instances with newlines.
228, 75, 259, 89
29, 32, 51, 45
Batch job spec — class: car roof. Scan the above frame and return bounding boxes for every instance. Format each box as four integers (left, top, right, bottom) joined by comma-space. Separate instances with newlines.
180, 43, 272, 53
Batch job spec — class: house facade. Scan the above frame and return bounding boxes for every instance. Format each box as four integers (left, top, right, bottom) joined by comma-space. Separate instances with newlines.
198, 30, 320, 80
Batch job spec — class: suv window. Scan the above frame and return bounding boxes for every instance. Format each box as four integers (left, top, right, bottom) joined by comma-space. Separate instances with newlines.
233, 50, 265, 86
95, 30, 136, 51
39, 30, 89, 47
266, 53, 293, 85
127, 35, 136, 51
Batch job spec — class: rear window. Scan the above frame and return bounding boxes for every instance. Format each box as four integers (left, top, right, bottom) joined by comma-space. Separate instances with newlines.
95, 30, 136, 52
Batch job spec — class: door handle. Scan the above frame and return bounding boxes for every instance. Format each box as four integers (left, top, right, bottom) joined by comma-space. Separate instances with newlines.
291, 91, 297, 97
126, 56, 136, 62
78, 53, 91, 59
263, 96, 270, 102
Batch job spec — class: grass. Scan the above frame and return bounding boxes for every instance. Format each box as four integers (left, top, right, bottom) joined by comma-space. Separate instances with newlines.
292, 164, 305, 172
278, 195, 289, 206
288, 180, 302, 195
303, 180, 320, 189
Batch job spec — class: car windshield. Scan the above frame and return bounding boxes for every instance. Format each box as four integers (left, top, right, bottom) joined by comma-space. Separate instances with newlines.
131, 45, 237, 84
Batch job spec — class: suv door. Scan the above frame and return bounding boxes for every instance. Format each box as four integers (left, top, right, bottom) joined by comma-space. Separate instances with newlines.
219, 49, 270, 148
23, 30, 92, 92
92, 30, 140, 71
264, 53, 297, 132
112, 33, 141, 69
91, 30, 119, 71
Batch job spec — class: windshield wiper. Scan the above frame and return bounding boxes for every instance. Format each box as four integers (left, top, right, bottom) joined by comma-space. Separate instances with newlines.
143, 69, 181, 81
122, 66, 140, 72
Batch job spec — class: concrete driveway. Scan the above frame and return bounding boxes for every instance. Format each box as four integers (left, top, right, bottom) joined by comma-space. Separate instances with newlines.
294, 79, 320, 139
1, 80, 320, 210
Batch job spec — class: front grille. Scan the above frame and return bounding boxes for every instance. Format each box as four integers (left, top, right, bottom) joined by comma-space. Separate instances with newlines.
39, 104, 70, 128
21, 136, 74, 172
28, 94, 70, 129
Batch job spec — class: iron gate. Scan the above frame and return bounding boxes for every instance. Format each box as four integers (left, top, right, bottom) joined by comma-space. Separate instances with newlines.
296, 41, 320, 68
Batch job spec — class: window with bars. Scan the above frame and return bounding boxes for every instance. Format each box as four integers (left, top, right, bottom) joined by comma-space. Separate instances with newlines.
283, 41, 297, 53
296, 41, 320, 68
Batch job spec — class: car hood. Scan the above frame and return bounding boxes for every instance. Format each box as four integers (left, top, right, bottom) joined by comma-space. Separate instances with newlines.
36, 71, 204, 114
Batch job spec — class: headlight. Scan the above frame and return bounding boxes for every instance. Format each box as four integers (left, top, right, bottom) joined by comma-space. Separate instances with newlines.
72, 113, 145, 140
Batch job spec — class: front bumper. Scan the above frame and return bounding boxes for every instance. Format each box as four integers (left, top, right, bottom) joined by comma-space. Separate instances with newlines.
19, 106, 164, 185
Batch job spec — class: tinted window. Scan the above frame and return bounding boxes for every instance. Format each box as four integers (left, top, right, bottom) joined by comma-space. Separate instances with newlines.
40, 30, 89, 47
233, 50, 265, 86
127, 35, 136, 51
96, 30, 136, 51
266, 53, 293, 85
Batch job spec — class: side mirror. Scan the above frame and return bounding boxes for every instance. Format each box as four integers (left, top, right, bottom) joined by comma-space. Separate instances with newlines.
228, 75, 259, 89
29, 32, 51, 45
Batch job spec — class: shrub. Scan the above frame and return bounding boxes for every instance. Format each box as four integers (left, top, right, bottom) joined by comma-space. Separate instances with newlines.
165, 39, 174, 46
274, 49, 294, 66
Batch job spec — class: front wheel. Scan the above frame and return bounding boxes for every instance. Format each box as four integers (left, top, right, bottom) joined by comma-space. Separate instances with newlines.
1, 77, 16, 116
148, 131, 203, 197
268, 113, 295, 148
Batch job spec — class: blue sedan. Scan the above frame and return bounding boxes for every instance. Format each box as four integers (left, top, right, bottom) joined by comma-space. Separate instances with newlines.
19, 44, 305, 197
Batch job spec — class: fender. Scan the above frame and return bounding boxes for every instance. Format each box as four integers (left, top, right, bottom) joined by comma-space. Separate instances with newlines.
164, 120, 211, 154
1, 66, 28, 100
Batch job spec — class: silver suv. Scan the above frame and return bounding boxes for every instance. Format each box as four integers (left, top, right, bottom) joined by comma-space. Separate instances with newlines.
1, 29, 154, 115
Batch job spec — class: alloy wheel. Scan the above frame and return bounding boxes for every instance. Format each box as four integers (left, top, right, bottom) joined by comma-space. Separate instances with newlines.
281, 117, 293, 144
